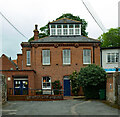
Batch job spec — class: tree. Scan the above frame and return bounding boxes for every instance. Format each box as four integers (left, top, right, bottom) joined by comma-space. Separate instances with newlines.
69, 71, 80, 96
98, 27, 120, 47
28, 13, 88, 42
78, 64, 106, 99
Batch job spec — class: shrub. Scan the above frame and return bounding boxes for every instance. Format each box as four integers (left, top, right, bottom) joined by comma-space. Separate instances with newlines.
78, 64, 106, 99
69, 71, 80, 96
52, 80, 62, 95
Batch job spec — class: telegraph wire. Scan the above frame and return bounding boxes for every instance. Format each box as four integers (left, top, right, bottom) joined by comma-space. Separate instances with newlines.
0, 11, 28, 39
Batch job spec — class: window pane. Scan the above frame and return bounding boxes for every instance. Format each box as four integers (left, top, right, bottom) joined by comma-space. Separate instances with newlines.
75, 29, 80, 35
69, 24, 73, 28
51, 25, 55, 28
107, 53, 110, 63
63, 29, 68, 35
75, 24, 80, 28
51, 29, 56, 35
112, 53, 115, 62
57, 25, 61, 28
42, 50, 50, 65
116, 53, 119, 62
63, 49, 70, 64
27, 51, 31, 65
83, 49, 91, 64
57, 29, 62, 35
42, 77, 51, 89
69, 29, 74, 35
63, 24, 67, 28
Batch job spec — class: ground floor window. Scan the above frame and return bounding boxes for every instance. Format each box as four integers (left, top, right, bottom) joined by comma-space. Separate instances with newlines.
42, 76, 51, 89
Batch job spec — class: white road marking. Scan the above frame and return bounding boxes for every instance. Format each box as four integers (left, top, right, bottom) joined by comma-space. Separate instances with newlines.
8, 112, 16, 115
1, 110, 17, 112
71, 101, 91, 115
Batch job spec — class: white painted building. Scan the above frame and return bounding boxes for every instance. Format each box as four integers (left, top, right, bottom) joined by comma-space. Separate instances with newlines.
101, 47, 120, 103
101, 47, 120, 73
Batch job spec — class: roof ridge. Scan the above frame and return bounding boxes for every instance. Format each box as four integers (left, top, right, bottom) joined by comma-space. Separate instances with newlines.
49, 17, 81, 23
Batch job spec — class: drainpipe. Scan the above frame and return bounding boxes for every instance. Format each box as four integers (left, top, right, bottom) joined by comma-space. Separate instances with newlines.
100, 47, 102, 67
93, 45, 95, 63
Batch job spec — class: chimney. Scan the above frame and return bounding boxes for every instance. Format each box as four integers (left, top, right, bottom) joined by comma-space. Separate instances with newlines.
33, 24, 39, 40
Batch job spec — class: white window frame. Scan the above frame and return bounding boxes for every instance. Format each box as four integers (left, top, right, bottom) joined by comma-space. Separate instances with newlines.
42, 76, 51, 89
50, 24, 81, 36
26, 50, 31, 65
51, 28, 56, 35
63, 49, 71, 65
69, 28, 74, 35
107, 53, 119, 63
83, 49, 91, 64
42, 50, 50, 65
57, 28, 62, 35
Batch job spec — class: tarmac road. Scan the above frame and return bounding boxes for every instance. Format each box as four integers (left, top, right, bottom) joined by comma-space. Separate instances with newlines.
2, 99, 120, 116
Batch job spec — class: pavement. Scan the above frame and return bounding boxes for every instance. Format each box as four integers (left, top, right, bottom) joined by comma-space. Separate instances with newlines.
1, 98, 120, 116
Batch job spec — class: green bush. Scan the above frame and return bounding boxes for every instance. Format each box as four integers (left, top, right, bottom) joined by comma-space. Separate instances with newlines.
52, 80, 62, 95
78, 64, 106, 99
69, 71, 80, 96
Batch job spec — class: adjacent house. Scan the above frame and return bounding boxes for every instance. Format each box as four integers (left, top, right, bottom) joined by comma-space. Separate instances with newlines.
101, 47, 120, 103
1, 18, 101, 98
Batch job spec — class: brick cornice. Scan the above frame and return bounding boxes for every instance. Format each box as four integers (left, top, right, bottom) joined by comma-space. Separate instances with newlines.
31, 43, 99, 48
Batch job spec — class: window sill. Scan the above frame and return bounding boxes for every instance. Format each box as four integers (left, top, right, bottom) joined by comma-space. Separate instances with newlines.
42, 64, 51, 66
106, 62, 118, 64
26, 64, 31, 67
42, 88, 51, 90
83, 63, 91, 65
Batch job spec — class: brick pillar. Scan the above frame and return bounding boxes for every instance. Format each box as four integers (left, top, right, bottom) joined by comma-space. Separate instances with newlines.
114, 70, 119, 104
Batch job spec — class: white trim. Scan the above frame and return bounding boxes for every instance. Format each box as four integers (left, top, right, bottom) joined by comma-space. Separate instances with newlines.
14, 78, 28, 80
42, 76, 51, 89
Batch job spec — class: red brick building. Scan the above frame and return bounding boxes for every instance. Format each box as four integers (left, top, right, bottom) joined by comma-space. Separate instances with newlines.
1, 18, 101, 97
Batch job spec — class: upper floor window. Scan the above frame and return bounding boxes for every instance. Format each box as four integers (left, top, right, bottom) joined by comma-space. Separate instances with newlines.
57, 29, 62, 35
50, 24, 81, 36
107, 53, 119, 63
63, 49, 71, 65
83, 49, 91, 64
42, 76, 51, 89
26, 50, 31, 65
51, 29, 56, 35
42, 50, 50, 65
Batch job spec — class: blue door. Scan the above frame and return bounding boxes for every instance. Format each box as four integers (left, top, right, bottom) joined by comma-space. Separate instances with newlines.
64, 78, 71, 96
14, 80, 28, 95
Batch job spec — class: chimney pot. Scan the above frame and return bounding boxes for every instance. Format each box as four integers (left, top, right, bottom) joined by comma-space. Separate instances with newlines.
35, 25, 38, 30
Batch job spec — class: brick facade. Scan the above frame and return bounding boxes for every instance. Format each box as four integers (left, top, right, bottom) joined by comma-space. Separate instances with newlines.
1, 18, 101, 97
0, 54, 17, 70
18, 43, 100, 92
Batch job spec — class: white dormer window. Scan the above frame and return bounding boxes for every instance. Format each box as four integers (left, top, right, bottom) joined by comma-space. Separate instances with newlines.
50, 24, 81, 36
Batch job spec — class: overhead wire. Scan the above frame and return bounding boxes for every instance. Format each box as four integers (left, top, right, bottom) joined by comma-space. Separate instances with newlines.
0, 11, 28, 39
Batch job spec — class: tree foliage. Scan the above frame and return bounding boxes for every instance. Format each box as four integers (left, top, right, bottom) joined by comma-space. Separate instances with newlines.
98, 27, 120, 47
28, 13, 88, 42
78, 64, 106, 99
78, 64, 106, 87
69, 71, 80, 96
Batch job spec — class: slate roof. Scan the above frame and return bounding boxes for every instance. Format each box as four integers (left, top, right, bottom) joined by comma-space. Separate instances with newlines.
31, 35, 100, 43
49, 18, 81, 24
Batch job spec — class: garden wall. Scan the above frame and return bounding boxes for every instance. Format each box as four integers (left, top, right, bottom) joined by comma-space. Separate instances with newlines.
0, 74, 7, 104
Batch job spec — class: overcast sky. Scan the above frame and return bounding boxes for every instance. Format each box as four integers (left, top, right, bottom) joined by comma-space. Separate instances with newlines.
0, 0, 119, 59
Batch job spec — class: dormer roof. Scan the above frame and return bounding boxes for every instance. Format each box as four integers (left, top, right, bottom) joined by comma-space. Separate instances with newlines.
49, 18, 81, 24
